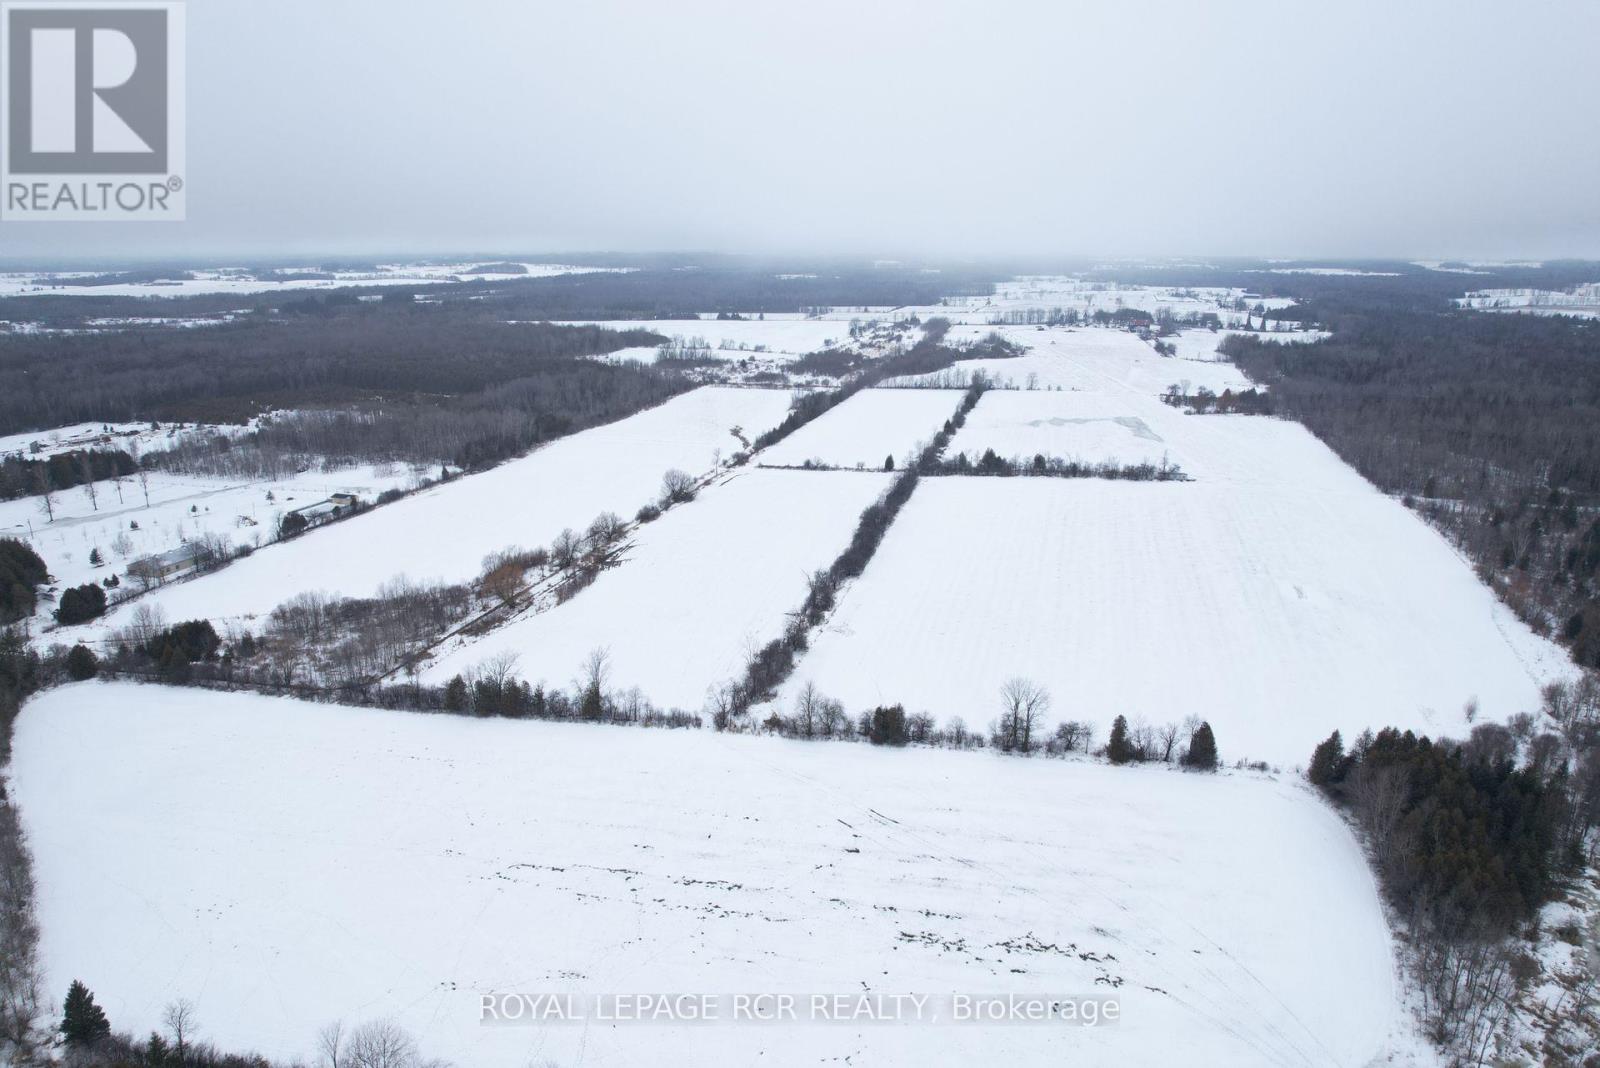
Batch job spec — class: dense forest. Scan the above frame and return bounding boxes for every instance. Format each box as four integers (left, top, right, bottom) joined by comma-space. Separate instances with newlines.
0, 304, 670, 433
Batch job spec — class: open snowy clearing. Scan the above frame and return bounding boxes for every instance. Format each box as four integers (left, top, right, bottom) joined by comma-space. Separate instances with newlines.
0, 418, 253, 462
554, 318, 849, 360
892, 326, 1255, 396
830, 276, 1298, 330
1457, 283, 1600, 316
421, 468, 891, 707
54, 387, 796, 640
759, 389, 965, 469
1163, 327, 1329, 363
776, 456, 1570, 770
13, 682, 1425, 1067
945, 390, 1176, 469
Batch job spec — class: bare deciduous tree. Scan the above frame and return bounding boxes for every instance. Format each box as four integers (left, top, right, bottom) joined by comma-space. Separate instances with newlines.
162, 998, 197, 1057
550, 528, 581, 570
578, 647, 612, 719
316, 1019, 345, 1068
995, 678, 1049, 753
793, 681, 821, 738
585, 511, 625, 547
946, 715, 969, 748
1157, 721, 1182, 763
344, 1019, 420, 1068
478, 650, 521, 690
660, 468, 696, 505
479, 561, 523, 607
819, 697, 847, 738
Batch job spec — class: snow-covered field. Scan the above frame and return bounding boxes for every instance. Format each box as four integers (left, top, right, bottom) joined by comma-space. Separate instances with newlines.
892, 326, 1254, 396
837, 276, 1298, 330
759, 389, 965, 469
53, 387, 796, 640
756, 323, 1567, 768
12, 681, 1424, 1067
945, 391, 1175, 469
775, 467, 1568, 769
4, 463, 422, 622
1458, 284, 1600, 318
554, 317, 851, 361
0, 419, 235, 462
0, 261, 626, 299
1163, 327, 1329, 364
422, 468, 889, 706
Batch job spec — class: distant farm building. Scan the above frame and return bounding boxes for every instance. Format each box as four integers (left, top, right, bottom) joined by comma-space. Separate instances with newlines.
281, 491, 362, 536
127, 545, 204, 586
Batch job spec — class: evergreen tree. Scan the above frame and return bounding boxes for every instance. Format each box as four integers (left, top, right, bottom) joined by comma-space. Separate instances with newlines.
0, 537, 47, 622
65, 643, 98, 681
158, 645, 191, 684
1308, 730, 1345, 787
580, 680, 605, 721
55, 583, 107, 625
443, 674, 468, 713
1183, 721, 1218, 771
1106, 715, 1135, 764
883, 454, 895, 472
868, 705, 908, 746
60, 980, 110, 1045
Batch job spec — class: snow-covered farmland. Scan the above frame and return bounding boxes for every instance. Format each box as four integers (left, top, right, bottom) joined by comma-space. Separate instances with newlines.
0, 419, 246, 462
776, 431, 1570, 769
423, 468, 889, 706
3, 464, 422, 621
759, 389, 965, 469
831, 276, 1299, 330
893, 326, 1254, 396
554, 317, 850, 362
945, 391, 1175, 469
1458, 284, 1600, 318
1163, 327, 1329, 364
56, 387, 796, 639
13, 681, 1422, 1066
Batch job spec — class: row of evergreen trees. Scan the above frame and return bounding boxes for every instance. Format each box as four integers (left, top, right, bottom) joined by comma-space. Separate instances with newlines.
0, 539, 47, 623
1308, 726, 1562, 934
0, 447, 138, 503
1303, 701, 1600, 1057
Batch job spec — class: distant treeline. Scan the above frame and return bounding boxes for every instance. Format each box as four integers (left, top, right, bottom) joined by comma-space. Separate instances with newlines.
1074, 259, 1600, 320
0, 448, 137, 501
0, 261, 1001, 334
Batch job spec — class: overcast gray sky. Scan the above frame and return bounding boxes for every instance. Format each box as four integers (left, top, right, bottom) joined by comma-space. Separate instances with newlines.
7, 0, 1599, 263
